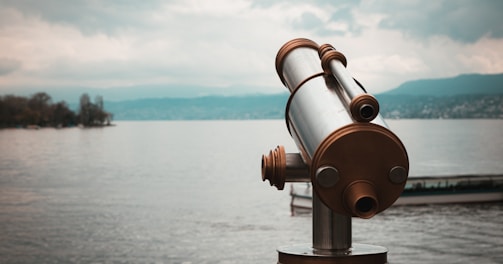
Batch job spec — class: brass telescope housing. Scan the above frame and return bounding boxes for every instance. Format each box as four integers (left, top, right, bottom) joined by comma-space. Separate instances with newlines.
263, 38, 409, 218
261, 38, 409, 263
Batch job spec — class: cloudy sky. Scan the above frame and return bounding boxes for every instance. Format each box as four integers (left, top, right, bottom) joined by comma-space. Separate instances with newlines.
1, 0, 502, 99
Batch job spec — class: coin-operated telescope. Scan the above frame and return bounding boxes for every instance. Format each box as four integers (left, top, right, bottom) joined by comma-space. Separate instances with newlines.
262, 38, 409, 263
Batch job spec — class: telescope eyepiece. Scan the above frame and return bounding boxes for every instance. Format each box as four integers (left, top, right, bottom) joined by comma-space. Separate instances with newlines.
359, 104, 375, 120
355, 197, 377, 214
349, 94, 380, 122
343, 181, 379, 219
261, 146, 286, 190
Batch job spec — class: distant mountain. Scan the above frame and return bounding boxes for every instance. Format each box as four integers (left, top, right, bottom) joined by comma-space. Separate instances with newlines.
376, 94, 503, 119
4, 73, 502, 120
1, 84, 273, 103
103, 73, 502, 120
381, 73, 503, 96
376, 73, 503, 119
106, 94, 288, 120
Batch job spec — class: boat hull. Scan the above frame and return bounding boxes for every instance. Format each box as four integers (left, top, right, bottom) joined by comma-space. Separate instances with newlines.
394, 191, 503, 206
289, 174, 503, 215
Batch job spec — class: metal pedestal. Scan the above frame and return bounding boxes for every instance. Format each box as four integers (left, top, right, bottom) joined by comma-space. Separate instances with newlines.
278, 243, 387, 264
276, 193, 388, 264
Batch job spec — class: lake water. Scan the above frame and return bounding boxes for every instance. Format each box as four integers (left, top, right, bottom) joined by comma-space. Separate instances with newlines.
0, 119, 502, 263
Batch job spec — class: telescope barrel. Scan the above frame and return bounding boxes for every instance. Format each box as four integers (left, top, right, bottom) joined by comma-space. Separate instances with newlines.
276, 38, 322, 92
288, 76, 354, 157
271, 38, 409, 218
276, 39, 353, 160
320, 44, 380, 122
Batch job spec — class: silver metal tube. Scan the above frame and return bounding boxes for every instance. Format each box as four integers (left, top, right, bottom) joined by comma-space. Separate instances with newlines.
285, 153, 309, 182
328, 59, 365, 100
288, 76, 353, 158
276, 39, 322, 93
319, 46, 380, 122
280, 47, 322, 92
313, 192, 352, 252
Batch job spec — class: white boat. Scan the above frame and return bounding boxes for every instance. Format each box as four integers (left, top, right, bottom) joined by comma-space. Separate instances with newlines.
290, 174, 503, 215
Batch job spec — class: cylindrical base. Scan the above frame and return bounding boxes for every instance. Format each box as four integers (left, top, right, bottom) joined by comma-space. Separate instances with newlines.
277, 243, 387, 264
313, 193, 351, 251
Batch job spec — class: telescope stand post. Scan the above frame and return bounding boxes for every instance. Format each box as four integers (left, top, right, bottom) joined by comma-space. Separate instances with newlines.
312, 193, 351, 253
276, 193, 388, 264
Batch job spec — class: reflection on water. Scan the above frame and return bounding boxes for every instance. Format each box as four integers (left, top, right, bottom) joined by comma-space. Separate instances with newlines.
0, 120, 502, 263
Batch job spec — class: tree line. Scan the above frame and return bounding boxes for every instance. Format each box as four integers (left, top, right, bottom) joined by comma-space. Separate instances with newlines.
0, 92, 113, 128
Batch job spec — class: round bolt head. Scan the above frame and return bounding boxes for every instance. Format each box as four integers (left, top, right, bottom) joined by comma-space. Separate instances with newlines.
316, 166, 339, 188
389, 166, 407, 184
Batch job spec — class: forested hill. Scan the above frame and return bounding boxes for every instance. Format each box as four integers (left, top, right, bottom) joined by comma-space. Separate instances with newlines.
3, 73, 502, 121
382, 73, 503, 96
103, 73, 502, 120
105, 94, 288, 120
376, 73, 503, 119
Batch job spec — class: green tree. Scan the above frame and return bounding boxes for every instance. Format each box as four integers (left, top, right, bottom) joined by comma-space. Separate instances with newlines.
28, 92, 52, 126
79, 93, 91, 126
1, 92, 110, 128
0, 95, 29, 127
51, 101, 76, 127
78, 93, 111, 127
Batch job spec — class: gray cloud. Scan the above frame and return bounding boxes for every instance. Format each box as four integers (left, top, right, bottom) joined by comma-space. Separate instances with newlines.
0, 0, 502, 96
371, 0, 503, 43
252, 0, 363, 35
292, 7, 359, 36
0, 58, 21, 76
257, 0, 503, 43
0, 0, 160, 35
328, 5, 363, 36
293, 11, 342, 36
251, 0, 359, 8
3, 0, 501, 43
